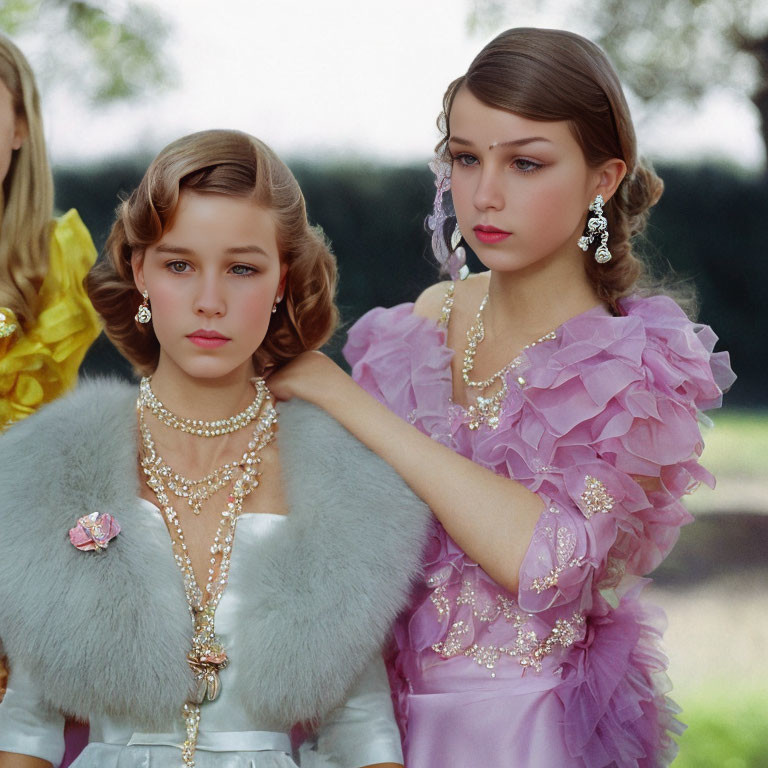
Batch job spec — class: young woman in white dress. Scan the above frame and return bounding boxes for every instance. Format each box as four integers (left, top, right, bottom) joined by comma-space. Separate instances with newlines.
0, 129, 427, 768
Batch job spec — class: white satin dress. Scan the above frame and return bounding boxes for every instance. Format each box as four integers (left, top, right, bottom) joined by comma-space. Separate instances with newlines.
0, 503, 403, 768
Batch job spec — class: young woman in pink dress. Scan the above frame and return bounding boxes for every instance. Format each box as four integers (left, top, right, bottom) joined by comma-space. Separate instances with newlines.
269, 28, 735, 768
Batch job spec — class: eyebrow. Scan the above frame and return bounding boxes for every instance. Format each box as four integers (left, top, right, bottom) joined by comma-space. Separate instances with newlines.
449, 136, 552, 150
155, 244, 270, 257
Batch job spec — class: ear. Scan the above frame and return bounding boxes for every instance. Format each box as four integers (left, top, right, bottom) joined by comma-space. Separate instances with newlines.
131, 251, 147, 294
593, 158, 627, 203
277, 262, 288, 299
12, 115, 28, 151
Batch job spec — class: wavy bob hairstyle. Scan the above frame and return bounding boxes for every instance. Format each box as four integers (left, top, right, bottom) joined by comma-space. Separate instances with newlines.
86, 129, 338, 375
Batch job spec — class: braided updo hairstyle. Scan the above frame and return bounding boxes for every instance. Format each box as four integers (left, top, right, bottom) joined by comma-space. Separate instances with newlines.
437, 27, 665, 313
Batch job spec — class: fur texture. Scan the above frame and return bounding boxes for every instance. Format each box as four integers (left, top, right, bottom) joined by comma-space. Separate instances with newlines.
0, 379, 428, 730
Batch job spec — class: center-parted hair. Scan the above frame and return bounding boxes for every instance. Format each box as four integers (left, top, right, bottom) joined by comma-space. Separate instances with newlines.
86, 129, 338, 375
438, 27, 666, 311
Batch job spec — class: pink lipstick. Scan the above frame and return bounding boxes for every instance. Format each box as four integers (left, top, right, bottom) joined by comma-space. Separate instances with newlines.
187, 329, 230, 349
474, 225, 511, 244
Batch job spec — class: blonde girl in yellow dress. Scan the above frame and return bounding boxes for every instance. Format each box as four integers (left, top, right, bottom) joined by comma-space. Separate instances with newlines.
0, 35, 101, 744
0, 33, 101, 431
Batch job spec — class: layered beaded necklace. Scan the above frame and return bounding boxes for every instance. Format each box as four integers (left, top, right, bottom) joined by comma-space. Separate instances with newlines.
139, 378, 270, 516
462, 294, 557, 430
137, 377, 278, 767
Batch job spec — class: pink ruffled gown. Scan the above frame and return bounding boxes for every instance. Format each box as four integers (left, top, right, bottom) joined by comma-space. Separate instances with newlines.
344, 292, 734, 768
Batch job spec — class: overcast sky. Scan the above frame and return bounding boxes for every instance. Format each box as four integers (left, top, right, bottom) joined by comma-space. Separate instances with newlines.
28, 0, 766, 170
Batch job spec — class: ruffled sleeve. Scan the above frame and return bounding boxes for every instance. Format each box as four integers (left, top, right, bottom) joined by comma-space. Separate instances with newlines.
513, 295, 735, 613
344, 303, 454, 441
0, 209, 102, 430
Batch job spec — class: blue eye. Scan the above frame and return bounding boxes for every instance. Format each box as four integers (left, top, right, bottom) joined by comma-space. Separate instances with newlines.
453, 153, 479, 167
231, 264, 257, 276
513, 158, 543, 173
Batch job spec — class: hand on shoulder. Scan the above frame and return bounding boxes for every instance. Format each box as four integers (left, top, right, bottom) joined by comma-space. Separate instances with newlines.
267, 351, 346, 405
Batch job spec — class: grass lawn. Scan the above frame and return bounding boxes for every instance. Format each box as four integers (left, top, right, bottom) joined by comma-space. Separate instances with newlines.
651, 407, 768, 767
688, 409, 768, 514
674, 684, 768, 767
700, 409, 768, 479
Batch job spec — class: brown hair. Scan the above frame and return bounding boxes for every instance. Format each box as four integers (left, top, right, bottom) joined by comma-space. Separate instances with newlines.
0, 34, 54, 328
86, 129, 338, 375
438, 27, 666, 312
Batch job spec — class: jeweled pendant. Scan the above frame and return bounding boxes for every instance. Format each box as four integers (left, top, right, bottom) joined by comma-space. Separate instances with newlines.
191, 670, 222, 704
192, 676, 208, 705
187, 645, 228, 703
135, 303, 151, 324
450, 224, 462, 251
595, 245, 612, 264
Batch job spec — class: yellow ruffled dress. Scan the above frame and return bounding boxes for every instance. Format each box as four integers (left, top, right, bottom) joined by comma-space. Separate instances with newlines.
0, 209, 102, 430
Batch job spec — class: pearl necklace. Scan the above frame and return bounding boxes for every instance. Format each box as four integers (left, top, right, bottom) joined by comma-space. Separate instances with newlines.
462, 293, 557, 430
138, 389, 277, 767
139, 376, 267, 436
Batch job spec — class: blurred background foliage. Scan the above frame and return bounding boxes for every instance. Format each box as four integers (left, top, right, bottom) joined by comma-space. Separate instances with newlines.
469, 0, 768, 164
676, 689, 768, 768
0, 0, 172, 103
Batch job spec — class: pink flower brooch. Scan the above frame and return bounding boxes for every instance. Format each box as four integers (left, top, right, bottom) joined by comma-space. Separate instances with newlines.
69, 512, 121, 552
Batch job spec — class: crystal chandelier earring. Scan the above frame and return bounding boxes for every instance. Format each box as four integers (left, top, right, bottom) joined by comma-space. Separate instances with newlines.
577, 194, 612, 264
427, 157, 469, 281
135, 290, 152, 324
450, 222, 469, 281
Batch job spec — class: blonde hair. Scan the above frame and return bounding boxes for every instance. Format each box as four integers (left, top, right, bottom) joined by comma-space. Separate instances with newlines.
86, 129, 338, 375
0, 34, 53, 327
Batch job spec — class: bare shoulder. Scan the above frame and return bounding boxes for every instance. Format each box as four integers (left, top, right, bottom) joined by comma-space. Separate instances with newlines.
414, 273, 491, 322
413, 280, 454, 321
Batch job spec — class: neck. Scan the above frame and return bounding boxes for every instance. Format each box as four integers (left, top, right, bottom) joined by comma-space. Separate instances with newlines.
148, 354, 259, 423
485, 249, 604, 339
140, 355, 264, 478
